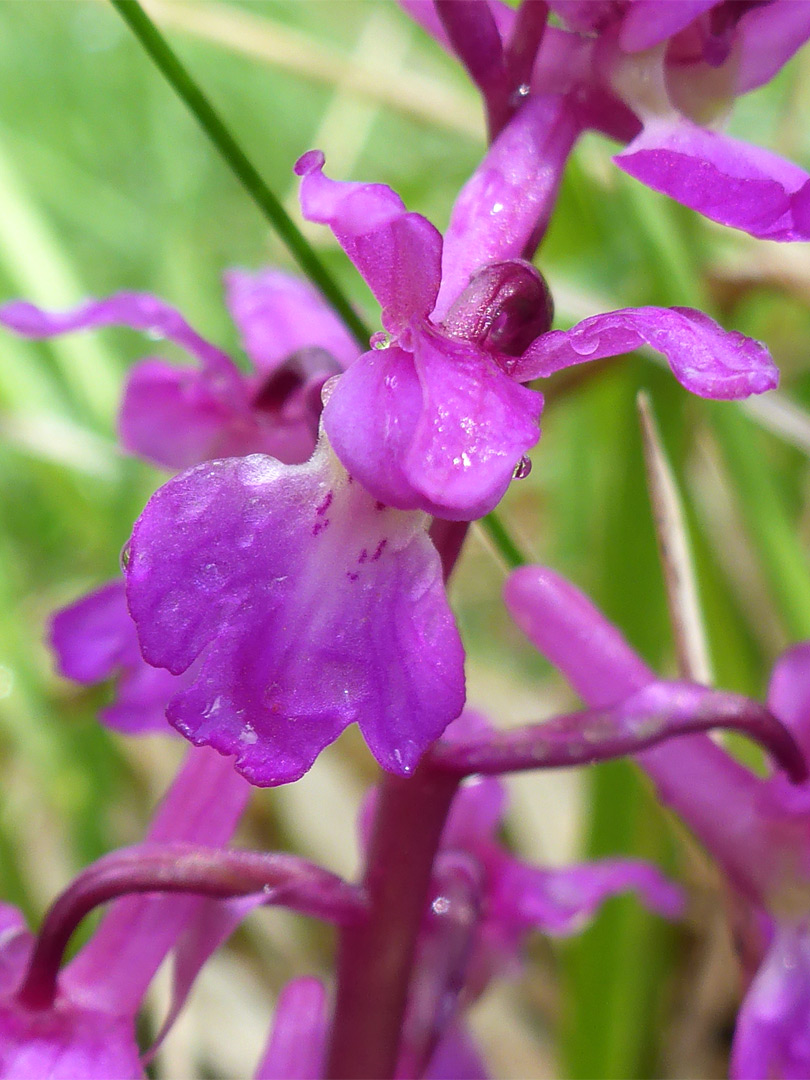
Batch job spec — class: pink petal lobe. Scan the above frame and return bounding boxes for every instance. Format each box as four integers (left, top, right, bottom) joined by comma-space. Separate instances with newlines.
323, 345, 425, 511
295, 151, 442, 334
0, 1006, 143, 1080
493, 857, 684, 938
516, 305, 778, 400
735, 1, 810, 94
121, 359, 317, 470
224, 269, 357, 374
255, 977, 328, 1080
50, 580, 177, 736
125, 437, 465, 783
731, 923, 810, 1080
504, 566, 655, 705
619, 0, 717, 52
616, 119, 810, 241
769, 643, 810, 763
0, 293, 235, 374
404, 329, 542, 520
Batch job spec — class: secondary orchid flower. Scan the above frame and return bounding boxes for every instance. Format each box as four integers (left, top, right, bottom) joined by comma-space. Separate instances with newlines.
505, 566, 810, 1080
403, 0, 810, 241
0, 747, 251, 1079
2, 272, 358, 741
0, 270, 356, 471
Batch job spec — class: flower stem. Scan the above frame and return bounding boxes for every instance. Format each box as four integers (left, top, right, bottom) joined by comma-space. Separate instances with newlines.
17, 842, 363, 1011
479, 509, 527, 569
108, 0, 371, 349
430, 683, 808, 783
326, 763, 460, 1079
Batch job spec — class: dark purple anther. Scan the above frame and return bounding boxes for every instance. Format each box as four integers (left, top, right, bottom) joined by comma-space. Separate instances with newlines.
440, 259, 554, 362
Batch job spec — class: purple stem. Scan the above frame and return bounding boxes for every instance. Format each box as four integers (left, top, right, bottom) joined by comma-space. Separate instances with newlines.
434, 0, 509, 139
16, 842, 364, 1012
326, 763, 460, 1079
394, 856, 482, 1080
429, 683, 808, 783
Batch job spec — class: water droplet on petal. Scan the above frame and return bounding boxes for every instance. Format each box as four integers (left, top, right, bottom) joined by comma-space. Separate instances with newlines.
510, 83, 531, 107
513, 455, 532, 480
145, 327, 165, 341
371, 331, 391, 350
120, 541, 132, 571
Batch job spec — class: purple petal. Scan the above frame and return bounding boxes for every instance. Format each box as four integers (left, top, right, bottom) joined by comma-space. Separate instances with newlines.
615, 118, 810, 241
435, 96, 583, 319
325, 332, 542, 520
295, 151, 442, 335
442, 776, 507, 854
434, 0, 504, 93
493, 856, 684, 938
0, 293, 236, 376
503, 566, 779, 902
504, 566, 655, 706
769, 643, 810, 762
147, 894, 266, 1062
731, 924, 810, 1080
516, 305, 779, 400
424, 1023, 489, 1080
0, 1006, 142, 1080
735, 0, 810, 94
50, 581, 177, 736
65, 747, 251, 1013
618, 1, 717, 52
397, 0, 514, 52
0, 907, 32, 998
404, 330, 542, 519
323, 345, 425, 511
254, 977, 328, 1080
125, 437, 465, 783
224, 269, 357, 374
121, 359, 317, 471
120, 360, 250, 471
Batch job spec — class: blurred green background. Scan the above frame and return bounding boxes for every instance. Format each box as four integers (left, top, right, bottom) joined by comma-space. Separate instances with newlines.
2, 2, 810, 1076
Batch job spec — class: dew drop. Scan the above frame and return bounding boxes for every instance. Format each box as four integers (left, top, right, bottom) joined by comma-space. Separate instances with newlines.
510, 83, 531, 107
120, 541, 132, 571
145, 327, 165, 342
512, 455, 532, 480
371, 331, 391, 350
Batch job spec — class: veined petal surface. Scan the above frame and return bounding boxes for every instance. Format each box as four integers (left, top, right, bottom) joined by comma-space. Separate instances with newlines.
125, 438, 465, 783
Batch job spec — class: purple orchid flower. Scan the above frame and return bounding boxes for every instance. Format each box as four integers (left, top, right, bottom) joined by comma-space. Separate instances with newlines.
0, 270, 356, 472
8, 272, 356, 740
296, 124, 777, 521
402, 0, 810, 241
0, 743, 364, 1079
0, 746, 251, 1079
504, 566, 810, 1080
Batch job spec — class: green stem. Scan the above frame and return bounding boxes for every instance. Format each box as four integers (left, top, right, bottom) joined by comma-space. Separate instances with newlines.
109, 0, 370, 348
480, 510, 527, 569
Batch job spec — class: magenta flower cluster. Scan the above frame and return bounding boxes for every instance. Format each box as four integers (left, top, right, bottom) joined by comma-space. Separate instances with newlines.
2, 1, 810, 1077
